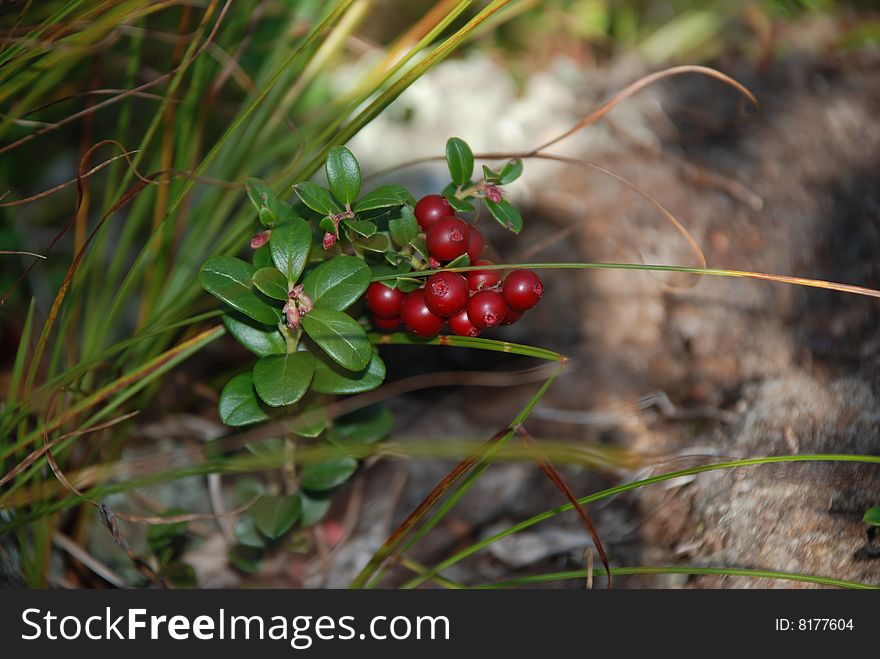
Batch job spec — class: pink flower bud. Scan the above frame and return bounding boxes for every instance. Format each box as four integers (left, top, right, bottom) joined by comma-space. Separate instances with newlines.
429, 256, 441, 269
323, 232, 337, 250
485, 185, 503, 203
297, 292, 314, 315
250, 230, 271, 249
284, 302, 300, 330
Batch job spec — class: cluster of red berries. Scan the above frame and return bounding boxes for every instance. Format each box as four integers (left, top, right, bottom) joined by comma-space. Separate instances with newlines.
364, 195, 543, 338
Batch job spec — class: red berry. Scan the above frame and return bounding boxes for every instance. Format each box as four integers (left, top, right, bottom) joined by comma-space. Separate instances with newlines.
424, 272, 468, 317
365, 282, 405, 319
414, 194, 453, 230
467, 290, 507, 329
426, 217, 469, 261
466, 225, 484, 262
401, 289, 445, 337
467, 259, 501, 291
502, 269, 543, 311
372, 315, 400, 331
501, 306, 523, 325
449, 309, 480, 337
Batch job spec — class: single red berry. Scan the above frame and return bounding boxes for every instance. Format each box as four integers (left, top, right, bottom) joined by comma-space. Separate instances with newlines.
365, 282, 405, 319
467, 259, 501, 291
501, 306, 523, 325
371, 315, 400, 331
502, 269, 543, 311
467, 290, 507, 329
449, 309, 481, 337
424, 272, 468, 317
466, 225, 484, 262
426, 217, 469, 261
414, 194, 453, 230
401, 289, 445, 337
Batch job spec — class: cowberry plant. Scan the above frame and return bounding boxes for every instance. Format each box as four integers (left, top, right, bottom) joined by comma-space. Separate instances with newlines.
199, 138, 548, 561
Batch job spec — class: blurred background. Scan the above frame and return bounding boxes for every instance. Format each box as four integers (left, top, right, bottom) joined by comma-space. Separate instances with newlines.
1, 1, 879, 588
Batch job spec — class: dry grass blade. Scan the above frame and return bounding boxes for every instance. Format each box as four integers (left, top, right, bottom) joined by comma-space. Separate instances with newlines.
517, 425, 612, 588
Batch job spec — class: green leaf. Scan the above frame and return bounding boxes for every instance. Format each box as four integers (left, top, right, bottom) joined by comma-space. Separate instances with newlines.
252, 352, 315, 407
485, 198, 523, 233
246, 178, 296, 226
222, 313, 286, 357
300, 457, 358, 492
499, 158, 524, 184
864, 506, 880, 526
411, 236, 430, 260
352, 232, 391, 253
302, 255, 371, 311
445, 252, 470, 269
388, 205, 420, 247
219, 372, 270, 426
301, 308, 371, 371
354, 185, 406, 212
252, 267, 289, 300
252, 495, 301, 539
294, 182, 342, 215
270, 219, 312, 283
299, 493, 332, 527
311, 349, 386, 395
285, 405, 327, 438
252, 244, 272, 269
228, 545, 262, 573
234, 477, 266, 504
325, 146, 361, 205
342, 219, 377, 237
245, 437, 283, 468
445, 194, 474, 213
395, 277, 422, 293
234, 514, 268, 548
481, 164, 502, 184
446, 137, 474, 186
330, 404, 394, 445
199, 256, 279, 325
370, 262, 412, 282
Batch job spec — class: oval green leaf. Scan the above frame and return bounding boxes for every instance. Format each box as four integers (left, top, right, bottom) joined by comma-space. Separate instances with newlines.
299, 492, 332, 527
252, 267, 289, 300
234, 514, 268, 548
252, 352, 315, 407
388, 205, 419, 248
199, 256, 279, 325
864, 506, 880, 526
252, 495, 301, 539
330, 404, 394, 445
301, 308, 371, 371
222, 313, 286, 357
353, 184, 406, 212
446, 137, 474, 187
325, 145, 361, 205
485, 198, 523, 233
218, 372, 270, 426
301, 255, 371, 311
270, 219, 312, 284
311, 350, 386, 395
293, 181, 341, 216
300, 457, 358, 492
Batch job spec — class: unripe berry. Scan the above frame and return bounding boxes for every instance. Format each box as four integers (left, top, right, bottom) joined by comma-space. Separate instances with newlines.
365, 282, 405, 319
467, 290, 507, 329
466, 225, 484, 262
502, 269, 543, 311
424, 272, 469, 317
449, 309, 480, 337
401, 289, 445, 337
426, 217, 469, 261
371, 315, 399, 331
414, 194, 453, 230
467, 260, 501, 291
